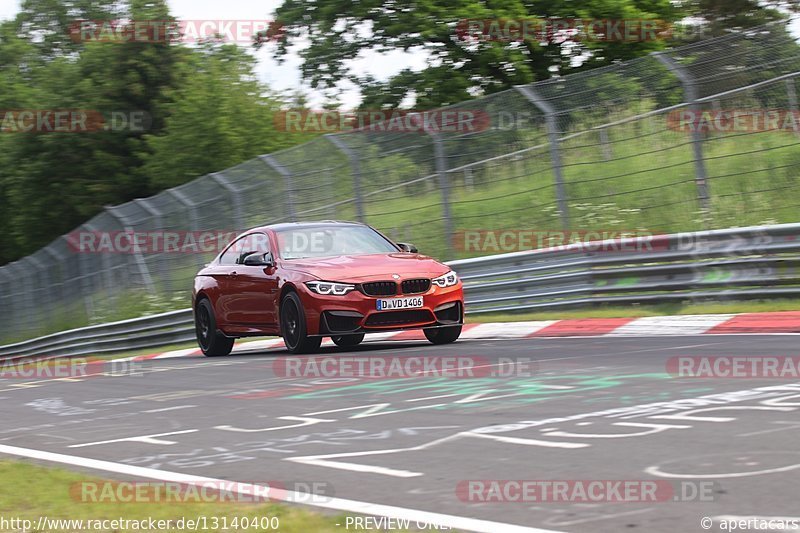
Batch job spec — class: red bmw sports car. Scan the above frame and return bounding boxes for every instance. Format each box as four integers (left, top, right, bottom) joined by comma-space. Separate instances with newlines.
192, 221, 464, 355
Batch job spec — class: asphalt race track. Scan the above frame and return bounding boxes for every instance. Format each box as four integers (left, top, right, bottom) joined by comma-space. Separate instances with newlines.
1, 335, 800, 532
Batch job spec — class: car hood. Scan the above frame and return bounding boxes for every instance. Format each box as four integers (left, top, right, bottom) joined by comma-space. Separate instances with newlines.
280, 253, 451, 282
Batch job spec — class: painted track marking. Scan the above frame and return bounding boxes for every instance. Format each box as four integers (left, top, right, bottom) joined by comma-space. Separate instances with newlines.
0, 444, 561, 533
68, 429, 198, 448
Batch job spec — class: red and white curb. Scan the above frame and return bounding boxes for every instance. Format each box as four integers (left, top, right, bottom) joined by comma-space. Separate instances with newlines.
124, 311, 800, 362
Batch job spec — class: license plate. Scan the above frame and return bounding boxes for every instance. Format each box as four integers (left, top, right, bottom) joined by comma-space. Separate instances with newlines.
376, 296, 423, 311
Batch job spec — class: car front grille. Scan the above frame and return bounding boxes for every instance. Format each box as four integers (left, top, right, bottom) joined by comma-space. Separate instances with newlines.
365, 310, 435, 327
360, 281, 397, 297
401, 278, 430, 294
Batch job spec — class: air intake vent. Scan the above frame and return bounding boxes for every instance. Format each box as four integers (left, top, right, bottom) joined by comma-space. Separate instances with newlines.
365, 310, 435, 327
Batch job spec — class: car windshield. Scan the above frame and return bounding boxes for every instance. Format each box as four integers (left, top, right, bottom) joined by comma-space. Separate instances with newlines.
276, 225, 399, 260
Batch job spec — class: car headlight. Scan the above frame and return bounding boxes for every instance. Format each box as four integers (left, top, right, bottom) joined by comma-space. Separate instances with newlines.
431, 271, 458, 288
306, 281, 356, 296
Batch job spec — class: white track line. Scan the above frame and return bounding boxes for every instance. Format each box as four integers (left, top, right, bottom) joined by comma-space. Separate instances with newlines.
460, 321, 556, 339
68, 430, 199, 448
151, 347, 201, 360
0, 444, 561, 533
127, 322, 800, 362
607, 314, 736, 336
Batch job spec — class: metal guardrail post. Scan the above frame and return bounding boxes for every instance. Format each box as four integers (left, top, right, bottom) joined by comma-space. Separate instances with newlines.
259, 155, 296, 221
653, 52, 712, 218
209, 172, 244, 229
325, 134, 366, 222
515, 85, 570, 230
429, 132, 455, 258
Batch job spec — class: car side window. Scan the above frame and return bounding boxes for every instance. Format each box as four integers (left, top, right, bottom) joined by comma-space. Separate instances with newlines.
219, 233, 271, 265
219, 235, 250, 265
236, 233, 271, 264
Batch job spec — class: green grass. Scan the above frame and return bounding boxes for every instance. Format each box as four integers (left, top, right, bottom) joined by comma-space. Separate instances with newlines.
361, 123, 800, 260
0, 460, 414, 533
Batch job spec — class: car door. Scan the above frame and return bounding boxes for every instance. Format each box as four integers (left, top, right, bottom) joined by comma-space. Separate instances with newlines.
229, 232, 279, 326
212, 234, 250, 325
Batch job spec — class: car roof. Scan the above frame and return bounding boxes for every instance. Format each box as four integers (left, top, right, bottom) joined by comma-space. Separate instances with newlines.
245, 220, 367, 233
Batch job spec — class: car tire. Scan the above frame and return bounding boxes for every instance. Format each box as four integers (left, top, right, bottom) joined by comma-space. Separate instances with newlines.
281, 291, 322, 354
195, 298, 235, 357
331, 333, 365, 347
424, 325, 462, 345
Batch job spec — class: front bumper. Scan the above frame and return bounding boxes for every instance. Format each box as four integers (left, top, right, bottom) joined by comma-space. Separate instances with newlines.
297, 283, 464, 336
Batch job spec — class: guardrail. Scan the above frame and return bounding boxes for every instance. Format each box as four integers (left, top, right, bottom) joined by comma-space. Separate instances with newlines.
3, 222, 799, 360
457, 223, 800, 314
0, 309, 195, 362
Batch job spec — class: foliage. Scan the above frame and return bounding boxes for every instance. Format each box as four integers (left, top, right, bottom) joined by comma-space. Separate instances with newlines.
0, 1, 304, 264
266, 0, 682, 108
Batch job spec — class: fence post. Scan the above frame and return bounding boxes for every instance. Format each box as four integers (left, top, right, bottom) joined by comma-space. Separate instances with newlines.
324, 168, 336, 218
259, 155, 296, 221
166, 188, 200, 232
9, 261, 36, 336
57, 234, 85, 324
133, 198, 170, 291
103, 209, 155, 292
134, 198, 164, 229
209, 172, 245, 229
72, 238, 96, 322
429, 131, 455, 258
325, 134, 365, 222
653, 52, 711, 219
0, 267, 11, 340
24, 254, 51, 328
515, 85, 570, 230
599, 127, 612, 161
82, 221, 113, 296
786, 77, 800, 137
43, 245, 67, 325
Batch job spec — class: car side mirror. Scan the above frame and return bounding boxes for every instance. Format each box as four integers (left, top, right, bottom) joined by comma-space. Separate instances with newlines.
397, 242, 418, 253
243, 251, 274, 267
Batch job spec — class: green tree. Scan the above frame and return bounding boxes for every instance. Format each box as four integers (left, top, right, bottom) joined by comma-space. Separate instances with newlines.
674, 0, 799, 41
0, 19, 45, 263
264, 0, 683, 108
2, 0, 180, 258
140, 43, 309, 190
15, 0, 123, 58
